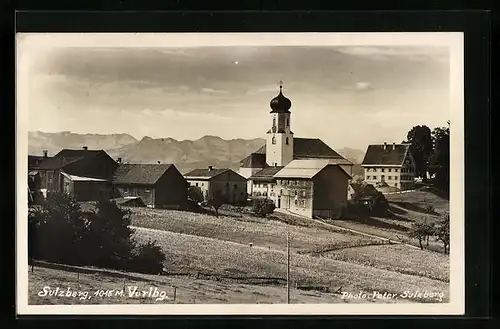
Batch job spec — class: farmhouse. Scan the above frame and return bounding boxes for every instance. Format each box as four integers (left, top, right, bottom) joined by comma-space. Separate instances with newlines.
28, 150, 50, 170
35, 147, 118, 201
273, 159, 351, 219
238, 82, 353, 215
361, 142, 416, 191
112, 163, 188, 209
184, 166, 247, 205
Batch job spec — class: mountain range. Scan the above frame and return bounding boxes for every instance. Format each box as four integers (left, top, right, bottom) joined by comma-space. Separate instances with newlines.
28, 131, 365, 174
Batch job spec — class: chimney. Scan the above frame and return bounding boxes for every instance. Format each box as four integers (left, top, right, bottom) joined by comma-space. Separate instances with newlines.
83, 146, 88, 151
208, 166, 213, 171
392, 142, 396, 150
383, 142, 387, 150
117, 157, 122, 164
42, 150, 48, 158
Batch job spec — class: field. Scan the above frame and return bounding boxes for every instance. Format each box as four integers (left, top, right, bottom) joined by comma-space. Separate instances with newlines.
29, 189, 450, 304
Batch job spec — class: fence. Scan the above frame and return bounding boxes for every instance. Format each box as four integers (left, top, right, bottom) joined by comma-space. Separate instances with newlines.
29, 260, 341, 303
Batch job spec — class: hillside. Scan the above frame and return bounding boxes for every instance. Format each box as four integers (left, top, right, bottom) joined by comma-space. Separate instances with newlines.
28, 131, 138, 157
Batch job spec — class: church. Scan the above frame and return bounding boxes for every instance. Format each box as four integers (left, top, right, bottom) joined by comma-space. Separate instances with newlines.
239, 83, 353, 219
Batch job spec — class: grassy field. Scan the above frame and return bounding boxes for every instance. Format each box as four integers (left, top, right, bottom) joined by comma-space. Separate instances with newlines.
30, 190, 450, 304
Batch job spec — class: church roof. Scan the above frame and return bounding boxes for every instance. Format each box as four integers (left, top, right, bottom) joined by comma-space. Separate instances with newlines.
361, 143, 410, 166
246, 138, 349, 162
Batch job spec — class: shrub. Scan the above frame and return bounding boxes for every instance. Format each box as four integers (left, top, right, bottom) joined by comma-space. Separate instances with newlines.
252, 198, 276, 217
408, 218, 435, 250
130, 239, 166, 274
187, 186, 204, 203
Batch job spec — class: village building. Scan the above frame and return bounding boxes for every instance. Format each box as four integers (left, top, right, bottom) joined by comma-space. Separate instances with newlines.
248, 166, 284, 203
184, 166, 247, 205
35, 147, 118, 201
238, 82, 353, 217
361, 142, 416, 191
273, 160, 351, 219
112, 163, 189, 209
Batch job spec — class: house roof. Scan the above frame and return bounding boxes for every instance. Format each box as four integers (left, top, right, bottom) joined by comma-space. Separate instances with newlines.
113, 163, 173, 185
36, 149, 104, 170
361, 144, 410, 166
249, 166, 284, 182
246, 138, 349, 162
61, 171, 108, 182
28, 155, 48, 169
274, 159, 351, 179
240, 153, 268, 168
349, 182, 379, 197
184, 168, 230, 180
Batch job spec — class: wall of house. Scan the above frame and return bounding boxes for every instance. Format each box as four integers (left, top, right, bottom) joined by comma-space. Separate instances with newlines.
153, 166, 189, 209
363, 165, 415, 190
238, 167, 264, 194
72, 181, 111, 202
39, 170, 63, 193
313, 165, 349, 219
187, 179, 211, 201
115, 185, 155, 207
276, 178, 314, 218
210, 171, 247, 205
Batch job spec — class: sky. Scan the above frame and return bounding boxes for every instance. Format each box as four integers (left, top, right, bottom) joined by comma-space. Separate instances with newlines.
18, 33, 454, 151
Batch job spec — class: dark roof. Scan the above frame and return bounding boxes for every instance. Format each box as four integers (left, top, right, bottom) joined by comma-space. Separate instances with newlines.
269, 87, 292, 113
28, 155, 48, 169
36, 149, 103, 170
361, 144, 410, 166
349, 182, 379, 197
240, 153, 268, 168
184, 168, 230, 179
249, 166, 284, 182
113, 163, 173, 185
248, 138, 345, 161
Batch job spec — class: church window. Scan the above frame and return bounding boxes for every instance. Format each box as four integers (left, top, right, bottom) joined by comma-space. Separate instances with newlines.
286, 118, 289, 126
286, 137, 289, 145
272, 137, 276, 144
273, 117, 276, 127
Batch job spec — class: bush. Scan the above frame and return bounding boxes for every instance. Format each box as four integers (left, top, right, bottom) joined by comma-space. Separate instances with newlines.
408, 218, 435, 250
130, 239, 166, 274
28, 193, 167, 274
252, 198, 276, 217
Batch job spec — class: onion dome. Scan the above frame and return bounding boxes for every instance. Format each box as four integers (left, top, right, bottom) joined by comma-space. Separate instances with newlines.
270, 83, 292, 113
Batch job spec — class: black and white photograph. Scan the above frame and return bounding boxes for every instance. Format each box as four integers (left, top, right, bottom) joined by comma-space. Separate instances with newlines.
16, 32, 464, 315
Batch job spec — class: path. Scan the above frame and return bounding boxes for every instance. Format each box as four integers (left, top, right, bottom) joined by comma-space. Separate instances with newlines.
274, 209, 421, 250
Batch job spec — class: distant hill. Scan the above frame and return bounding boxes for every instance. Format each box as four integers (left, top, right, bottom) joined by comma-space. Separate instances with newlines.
337, 147, 366, 164
28, 131, 365, 174
28, 131, 138, 157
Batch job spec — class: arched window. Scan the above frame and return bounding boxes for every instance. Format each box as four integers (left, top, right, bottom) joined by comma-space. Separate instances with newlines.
286, 137, 289, 145
272, 137, 276, 144
286, 118, 289, 126
273, 117, 276, 127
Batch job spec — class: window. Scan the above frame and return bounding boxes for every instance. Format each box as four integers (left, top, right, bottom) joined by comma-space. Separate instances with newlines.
145, 188, 150, 192
294, 190, 298, 196
273, 117, 276, 126
272, 137, 276, 144
286, 118, 289, 126
381, 168, 385, 172
395, 176, 398, 180
394, 183, 398, 187
195, 182, 198, 187
394, 168, 398, 172
302, 190, 306, 197
286, 137, 289, 145
294, 199, 298, 206
388, 176, 392, 180
388, 168, 392, 172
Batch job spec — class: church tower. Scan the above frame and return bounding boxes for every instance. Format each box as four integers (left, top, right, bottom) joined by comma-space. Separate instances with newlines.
266, 81, 294, 167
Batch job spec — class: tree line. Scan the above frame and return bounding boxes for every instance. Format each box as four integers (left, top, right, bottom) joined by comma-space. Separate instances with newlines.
404, 123, 450, 193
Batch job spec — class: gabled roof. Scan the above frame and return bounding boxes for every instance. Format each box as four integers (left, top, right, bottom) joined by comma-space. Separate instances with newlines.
240, 153, 268, 169
184, 168, 230, 180
113, 163, 173, 185
36, 149, 104, 170
28, 155, 48, 169
249, 166, 284, 182
274, 159, 351, 179
246, 138, 349, 162
361, 144, 410, 166
61, 171, 108, 182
